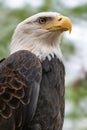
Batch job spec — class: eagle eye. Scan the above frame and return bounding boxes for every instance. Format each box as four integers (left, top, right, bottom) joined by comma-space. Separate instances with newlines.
39, 17, 47, 24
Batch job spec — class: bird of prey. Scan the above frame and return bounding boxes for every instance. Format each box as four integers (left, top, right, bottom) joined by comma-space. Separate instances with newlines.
0, 12, 72, 130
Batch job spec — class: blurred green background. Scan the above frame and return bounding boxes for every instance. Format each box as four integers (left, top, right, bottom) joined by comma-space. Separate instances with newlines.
0, 0, 87, 130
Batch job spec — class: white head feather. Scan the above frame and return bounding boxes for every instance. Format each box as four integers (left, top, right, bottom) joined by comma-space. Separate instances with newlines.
10, 12, 67, 61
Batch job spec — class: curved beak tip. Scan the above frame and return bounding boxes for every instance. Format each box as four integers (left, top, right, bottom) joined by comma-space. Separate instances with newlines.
66, 17, 72, 34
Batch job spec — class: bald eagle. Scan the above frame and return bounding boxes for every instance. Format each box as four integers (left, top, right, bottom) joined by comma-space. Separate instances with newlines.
0, 12, 72, 130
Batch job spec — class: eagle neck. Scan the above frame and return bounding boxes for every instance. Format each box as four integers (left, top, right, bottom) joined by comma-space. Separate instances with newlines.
10, 35, 63, 62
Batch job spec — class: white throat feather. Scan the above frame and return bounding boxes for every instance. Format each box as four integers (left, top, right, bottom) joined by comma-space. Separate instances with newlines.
10, 30, 63, 61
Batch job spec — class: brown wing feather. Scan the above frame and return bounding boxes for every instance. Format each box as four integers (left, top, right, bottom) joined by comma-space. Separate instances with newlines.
0, 50, 42, 120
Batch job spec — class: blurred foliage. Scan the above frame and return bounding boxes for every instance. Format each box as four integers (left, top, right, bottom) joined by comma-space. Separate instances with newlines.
66, 75, 87, 119
0, 0, 87, 130
65, 72, 87, 130
61, 37, 75, 60
68, 4, 87, 18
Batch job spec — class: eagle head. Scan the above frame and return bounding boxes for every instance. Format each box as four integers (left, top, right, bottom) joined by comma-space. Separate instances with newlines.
10, 12, 72, 61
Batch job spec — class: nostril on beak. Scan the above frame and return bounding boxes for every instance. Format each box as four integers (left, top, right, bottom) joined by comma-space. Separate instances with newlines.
58, 17, 62, 21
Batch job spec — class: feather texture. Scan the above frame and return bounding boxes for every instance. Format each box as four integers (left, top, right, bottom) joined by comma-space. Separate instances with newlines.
0, 50, 42, 129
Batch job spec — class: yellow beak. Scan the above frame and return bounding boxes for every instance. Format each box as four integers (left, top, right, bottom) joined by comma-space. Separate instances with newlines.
45, 15, 72, 33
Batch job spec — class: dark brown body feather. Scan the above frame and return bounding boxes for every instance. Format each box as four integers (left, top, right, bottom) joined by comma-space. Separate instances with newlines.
0, 51, 65, 130
0, 50, 42, 130
28, 56, 65, 130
